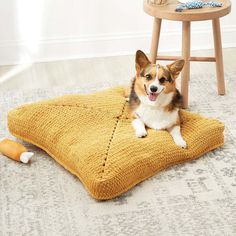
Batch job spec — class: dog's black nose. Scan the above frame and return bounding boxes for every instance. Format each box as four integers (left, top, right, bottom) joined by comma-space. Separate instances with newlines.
150, 85, 158, 93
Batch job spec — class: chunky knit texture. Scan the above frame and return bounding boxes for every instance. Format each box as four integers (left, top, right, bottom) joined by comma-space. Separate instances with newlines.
7, 87, 224, 200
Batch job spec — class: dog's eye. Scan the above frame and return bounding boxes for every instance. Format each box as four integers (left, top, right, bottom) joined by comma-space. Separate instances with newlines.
145, 74, 152, 80
159, 77, 166, 83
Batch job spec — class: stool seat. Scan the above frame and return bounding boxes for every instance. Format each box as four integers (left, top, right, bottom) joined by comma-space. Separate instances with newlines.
144, 0, 231, 108
144, 0, 231, 21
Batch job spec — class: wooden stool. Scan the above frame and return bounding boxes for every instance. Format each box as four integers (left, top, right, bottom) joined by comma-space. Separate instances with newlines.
144, 0, 231, 108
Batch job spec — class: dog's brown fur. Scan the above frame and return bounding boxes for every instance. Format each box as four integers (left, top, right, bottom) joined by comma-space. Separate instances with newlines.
127, 50, 184, 113
127, 50, 186, 148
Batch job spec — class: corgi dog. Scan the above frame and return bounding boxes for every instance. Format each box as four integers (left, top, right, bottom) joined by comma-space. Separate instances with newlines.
127, 50, 187, 148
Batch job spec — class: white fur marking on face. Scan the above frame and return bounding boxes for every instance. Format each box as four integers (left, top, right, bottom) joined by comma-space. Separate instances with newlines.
169, 126, 187, 148
148, 78, 164, 94
132, 119, 147, 138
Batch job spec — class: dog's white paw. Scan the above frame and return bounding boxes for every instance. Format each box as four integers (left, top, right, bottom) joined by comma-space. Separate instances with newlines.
132, 119, 147, 138
135, 129, 147, 138
174, 138, 187, 149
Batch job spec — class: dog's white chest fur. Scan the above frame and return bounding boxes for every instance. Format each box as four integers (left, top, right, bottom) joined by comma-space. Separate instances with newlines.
135, 103, 178, 130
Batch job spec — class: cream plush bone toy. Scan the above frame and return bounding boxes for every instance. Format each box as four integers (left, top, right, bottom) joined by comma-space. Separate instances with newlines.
0, 138, 34, 163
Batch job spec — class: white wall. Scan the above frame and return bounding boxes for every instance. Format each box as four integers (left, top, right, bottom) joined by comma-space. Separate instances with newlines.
0, 0, 235, 65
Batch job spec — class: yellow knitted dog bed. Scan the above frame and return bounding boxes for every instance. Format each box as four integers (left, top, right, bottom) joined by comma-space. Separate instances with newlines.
8, 87, 224, 200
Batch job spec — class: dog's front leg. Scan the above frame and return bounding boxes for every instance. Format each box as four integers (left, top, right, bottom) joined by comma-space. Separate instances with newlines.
168, 125, 187, 148
132, 119, 147, 138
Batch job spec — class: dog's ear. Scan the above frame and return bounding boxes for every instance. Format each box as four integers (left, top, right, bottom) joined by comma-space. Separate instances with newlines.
135, 50, 150, 74
167, 59, 185, 80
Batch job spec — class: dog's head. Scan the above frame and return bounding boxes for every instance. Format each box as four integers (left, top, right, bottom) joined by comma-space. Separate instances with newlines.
135, 50, 185, 104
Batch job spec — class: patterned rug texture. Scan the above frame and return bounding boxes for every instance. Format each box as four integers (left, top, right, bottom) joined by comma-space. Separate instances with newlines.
0, 72, 236, 235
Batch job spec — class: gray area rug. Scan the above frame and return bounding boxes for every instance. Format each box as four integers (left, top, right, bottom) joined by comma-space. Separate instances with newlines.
0, 72, 236, 236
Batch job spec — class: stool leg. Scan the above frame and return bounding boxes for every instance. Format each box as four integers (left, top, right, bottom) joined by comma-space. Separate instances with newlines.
181, 21, 191, 109
212, 18, 225, 95
150, 18, 162, 63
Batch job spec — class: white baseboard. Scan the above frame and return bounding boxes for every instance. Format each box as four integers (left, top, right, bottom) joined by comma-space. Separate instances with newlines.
0, 25, 236, 65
